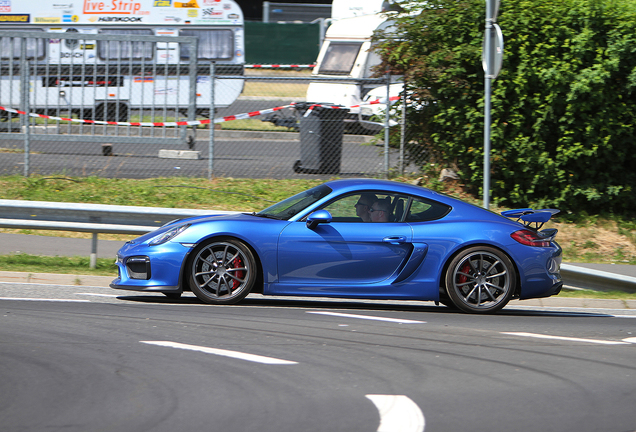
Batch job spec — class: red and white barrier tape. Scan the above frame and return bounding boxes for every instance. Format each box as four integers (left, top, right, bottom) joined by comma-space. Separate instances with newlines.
0, 104, 295, 127
302, 96, 401, 117
214, 104, 295, 123
245, 64, 316, 69
0, 96, 401, 128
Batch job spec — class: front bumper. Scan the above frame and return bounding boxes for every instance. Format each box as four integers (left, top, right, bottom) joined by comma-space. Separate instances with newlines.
110, 240, 192, 293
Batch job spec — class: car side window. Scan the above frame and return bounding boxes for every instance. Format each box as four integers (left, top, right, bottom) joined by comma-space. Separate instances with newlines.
405, 197, 451, 222
322, 194, 361, 221
321, 192, 409, 223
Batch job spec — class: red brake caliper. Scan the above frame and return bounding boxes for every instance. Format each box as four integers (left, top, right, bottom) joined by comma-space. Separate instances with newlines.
232, 257, 244, 290
458, 263, 471, 289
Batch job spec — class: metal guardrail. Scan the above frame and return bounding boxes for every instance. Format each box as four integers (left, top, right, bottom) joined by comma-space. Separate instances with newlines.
560, 263, 636, 293
0, 199, 236, 268
1, 199, 635, 292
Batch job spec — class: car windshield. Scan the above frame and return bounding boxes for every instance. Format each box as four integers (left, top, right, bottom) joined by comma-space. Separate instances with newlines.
257, 185, 332, 220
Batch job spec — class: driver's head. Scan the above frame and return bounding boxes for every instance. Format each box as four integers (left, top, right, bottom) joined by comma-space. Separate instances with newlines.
355, 193, 377, 222
370, 198, 390, 223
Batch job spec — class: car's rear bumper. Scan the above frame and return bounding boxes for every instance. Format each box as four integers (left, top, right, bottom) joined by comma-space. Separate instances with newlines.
513, 241, 563, 300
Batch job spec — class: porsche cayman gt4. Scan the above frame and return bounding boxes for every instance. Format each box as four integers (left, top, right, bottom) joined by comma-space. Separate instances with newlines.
111, 179, 562, 313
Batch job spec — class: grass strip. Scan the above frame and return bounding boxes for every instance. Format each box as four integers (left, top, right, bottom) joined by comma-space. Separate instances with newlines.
0, 254, 117, 277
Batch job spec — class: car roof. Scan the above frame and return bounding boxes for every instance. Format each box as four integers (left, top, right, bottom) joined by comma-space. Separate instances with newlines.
325, 178, 452, 201
324, 178, 506, 222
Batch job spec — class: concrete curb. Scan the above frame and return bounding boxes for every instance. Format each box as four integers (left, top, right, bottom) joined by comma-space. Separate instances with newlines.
0, 271, 113, 288
517, 297, 636, 310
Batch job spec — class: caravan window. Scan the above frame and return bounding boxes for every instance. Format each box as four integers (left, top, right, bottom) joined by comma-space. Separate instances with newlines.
318, 42, 362, 75
0, 29, 45, 60
179, 30, 233, 60
98, 29, 154, 60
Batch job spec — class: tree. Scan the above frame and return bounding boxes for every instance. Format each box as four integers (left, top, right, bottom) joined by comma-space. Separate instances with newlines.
375, 0, 636, 214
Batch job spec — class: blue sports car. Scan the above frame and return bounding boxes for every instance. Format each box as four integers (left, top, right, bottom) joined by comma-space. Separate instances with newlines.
111, 179, 563, 313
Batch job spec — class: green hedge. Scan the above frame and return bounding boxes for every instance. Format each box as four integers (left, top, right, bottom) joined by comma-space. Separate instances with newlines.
376, 0, 636, 214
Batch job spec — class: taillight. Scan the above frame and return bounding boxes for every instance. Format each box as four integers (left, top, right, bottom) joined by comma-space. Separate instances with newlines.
511, 229, 552, 247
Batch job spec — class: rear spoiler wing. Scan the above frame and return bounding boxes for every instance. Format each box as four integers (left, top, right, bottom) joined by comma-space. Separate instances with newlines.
501, 208, 559, 231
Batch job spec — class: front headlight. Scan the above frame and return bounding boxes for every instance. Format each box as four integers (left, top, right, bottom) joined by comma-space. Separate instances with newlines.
149, 224, 191, 246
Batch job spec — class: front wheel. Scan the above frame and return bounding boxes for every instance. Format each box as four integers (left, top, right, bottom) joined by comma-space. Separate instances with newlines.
189, 239, 256, 305
444, 246, 516, 314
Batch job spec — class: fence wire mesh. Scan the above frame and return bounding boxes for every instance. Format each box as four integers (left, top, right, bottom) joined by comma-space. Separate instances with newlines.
1, 32, 429, 180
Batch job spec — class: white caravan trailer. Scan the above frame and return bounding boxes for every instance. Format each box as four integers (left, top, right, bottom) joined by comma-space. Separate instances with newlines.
305, 11, 400, 132
330, 0, 390, 20
0, 0, 244, 121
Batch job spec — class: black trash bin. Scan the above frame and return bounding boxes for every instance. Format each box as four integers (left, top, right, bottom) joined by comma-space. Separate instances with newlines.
293, 103, 350, 175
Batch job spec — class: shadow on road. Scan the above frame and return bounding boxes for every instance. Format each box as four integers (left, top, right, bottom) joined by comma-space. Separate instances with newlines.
113, 294, 615, 318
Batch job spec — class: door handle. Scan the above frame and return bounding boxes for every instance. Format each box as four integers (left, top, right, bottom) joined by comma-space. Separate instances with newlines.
383, 236, 407, 244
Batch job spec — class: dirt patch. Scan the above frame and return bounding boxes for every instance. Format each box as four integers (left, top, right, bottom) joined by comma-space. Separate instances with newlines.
550, 220, 636, 263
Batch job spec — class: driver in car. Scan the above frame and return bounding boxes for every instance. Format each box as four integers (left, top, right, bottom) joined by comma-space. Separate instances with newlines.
355, 193, 378, 222
369, 198, 391, 223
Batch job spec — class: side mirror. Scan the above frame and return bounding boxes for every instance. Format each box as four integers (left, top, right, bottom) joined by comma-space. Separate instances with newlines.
306, 210, 332, 230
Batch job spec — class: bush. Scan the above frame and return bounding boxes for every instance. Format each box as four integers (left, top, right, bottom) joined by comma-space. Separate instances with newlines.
376, 0, 636, 214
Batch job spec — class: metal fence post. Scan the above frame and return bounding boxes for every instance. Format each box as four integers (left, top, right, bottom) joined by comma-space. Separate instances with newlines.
208, 62, 215, 180
20, 49, 30, 177
263, 1, 270, 22
187, 37, 198, 148
90, 233, 98, 269
400, 78, 406, 176
384, 71, 391, 178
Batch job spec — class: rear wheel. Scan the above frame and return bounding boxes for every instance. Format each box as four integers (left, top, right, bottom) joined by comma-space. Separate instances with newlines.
189, 239, 256, 305
444, 246, 516, 314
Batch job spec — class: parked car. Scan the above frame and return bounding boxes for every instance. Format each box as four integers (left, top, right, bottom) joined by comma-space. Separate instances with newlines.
111, 179, 562, 313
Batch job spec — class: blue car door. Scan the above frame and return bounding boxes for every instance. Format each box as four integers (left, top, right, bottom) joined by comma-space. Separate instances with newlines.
277, 221, 413, 287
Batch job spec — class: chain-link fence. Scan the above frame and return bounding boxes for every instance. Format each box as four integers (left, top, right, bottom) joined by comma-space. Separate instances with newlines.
1, 31, 428, 180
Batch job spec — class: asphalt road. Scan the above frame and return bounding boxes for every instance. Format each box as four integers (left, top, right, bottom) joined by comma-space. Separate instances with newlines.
1, 282, 635, 432
0, 132, 402, 179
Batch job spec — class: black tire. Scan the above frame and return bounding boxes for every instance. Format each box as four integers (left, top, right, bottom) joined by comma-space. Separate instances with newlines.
186, 135, 195, 150
444, 246, 516, 314
188, 238, 256, 305
163, 292, 182, 300
293, 160, 303, 173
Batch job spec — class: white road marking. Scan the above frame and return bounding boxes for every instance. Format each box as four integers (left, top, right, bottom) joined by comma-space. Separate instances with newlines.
502, 332, 630, 345
623, 337, 636, 344
0, 297, 90, 303
140, 341, 298, 365
76, 293, 121, 298
307, 311, 425, 324
366, 394, 425, 432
